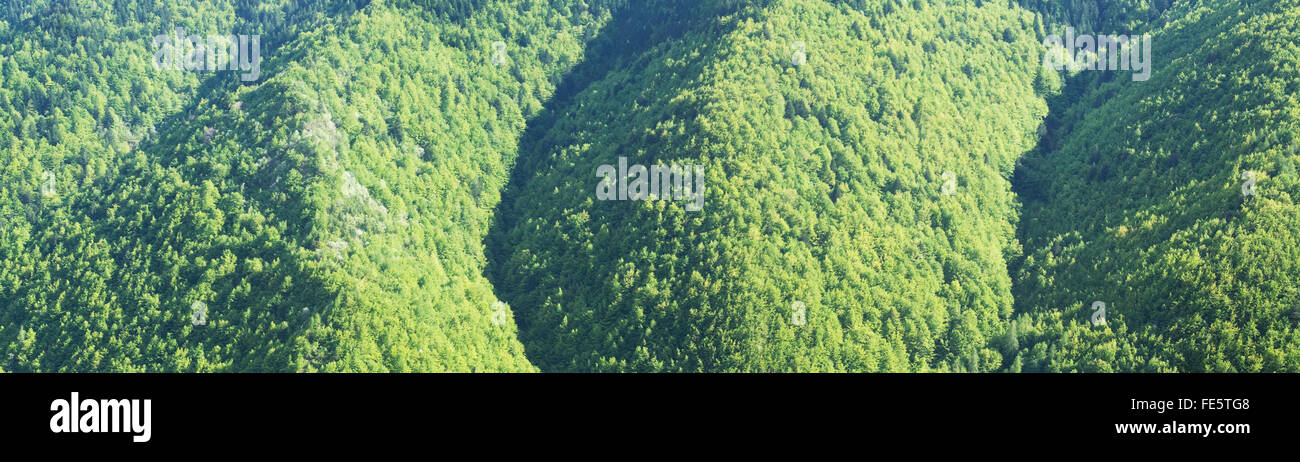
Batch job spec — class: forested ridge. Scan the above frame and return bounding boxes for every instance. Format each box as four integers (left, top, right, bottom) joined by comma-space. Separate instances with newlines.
1011, 0, 1300, 372
1, 0, 1298, 372
1, 0, 622, 371
489, 0, 1048, 371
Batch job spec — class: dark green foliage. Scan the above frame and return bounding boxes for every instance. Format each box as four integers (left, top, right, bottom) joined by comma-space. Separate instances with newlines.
489, 0, 1047, 371
1011, 0, 1300, 372
1015, 0, 1177, 34
3, 0, 1298, 373
0, 0, 619, 371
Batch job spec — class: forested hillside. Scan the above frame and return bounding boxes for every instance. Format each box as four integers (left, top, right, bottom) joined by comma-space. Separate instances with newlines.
1010, 0, 1300, 372
489, 0, 1047, 371
2, 0, 1298, 372
1, 0, 619, 371
0, 0, 367, 371
1016, 0, 1177, 33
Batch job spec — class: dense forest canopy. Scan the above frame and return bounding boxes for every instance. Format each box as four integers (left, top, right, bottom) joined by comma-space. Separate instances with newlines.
489, 0, 1047, 371
1011, 0, 1300, 372
2, 0, 1298, 372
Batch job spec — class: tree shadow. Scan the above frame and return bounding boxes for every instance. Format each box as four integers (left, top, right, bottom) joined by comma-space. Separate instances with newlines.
484, 0, 753, 370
